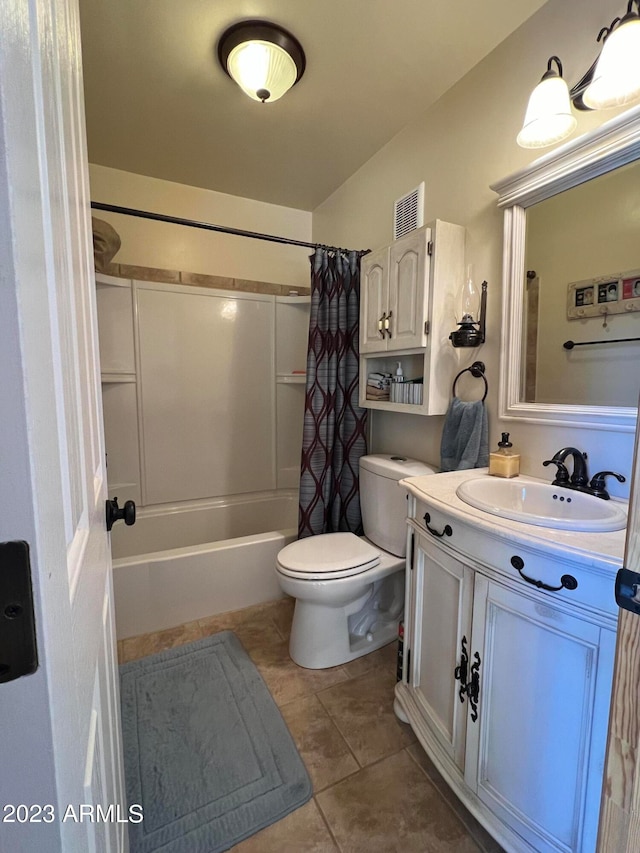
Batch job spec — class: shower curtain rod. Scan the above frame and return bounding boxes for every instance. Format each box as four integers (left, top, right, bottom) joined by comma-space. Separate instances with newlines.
91, 202, 370, 256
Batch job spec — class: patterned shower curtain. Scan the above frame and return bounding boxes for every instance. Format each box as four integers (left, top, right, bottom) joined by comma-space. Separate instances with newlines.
298, 248, 368, 538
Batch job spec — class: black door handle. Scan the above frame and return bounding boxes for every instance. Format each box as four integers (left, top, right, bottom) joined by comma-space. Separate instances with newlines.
106, 497, 136, 532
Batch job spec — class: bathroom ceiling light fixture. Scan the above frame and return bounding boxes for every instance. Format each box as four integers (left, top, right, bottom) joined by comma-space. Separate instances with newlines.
517, 0, 640, 149
217, 20, 306, 103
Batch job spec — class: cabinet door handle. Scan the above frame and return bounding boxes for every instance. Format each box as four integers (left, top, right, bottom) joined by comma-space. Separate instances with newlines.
466, 652, 481, 723
454, 635, 469, 702
423, 512, 452, 538
378, 312, 386, 338
384, 310, 392, 338
510, 555, 578, 592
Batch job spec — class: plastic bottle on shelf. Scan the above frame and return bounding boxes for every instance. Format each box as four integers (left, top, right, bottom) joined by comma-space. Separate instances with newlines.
395, 362, 403, 383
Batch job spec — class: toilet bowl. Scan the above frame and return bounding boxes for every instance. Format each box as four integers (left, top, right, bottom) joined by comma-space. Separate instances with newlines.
276, 454, 437, 669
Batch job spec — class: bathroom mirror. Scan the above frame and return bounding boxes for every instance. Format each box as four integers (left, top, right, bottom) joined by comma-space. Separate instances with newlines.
491, 104, 640, 433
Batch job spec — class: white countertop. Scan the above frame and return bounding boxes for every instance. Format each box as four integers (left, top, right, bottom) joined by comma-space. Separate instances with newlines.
400, 468, 627, 574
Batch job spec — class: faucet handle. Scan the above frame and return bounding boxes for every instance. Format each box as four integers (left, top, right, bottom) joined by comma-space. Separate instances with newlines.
588, 471, 626, 500
543, 459, 570, 484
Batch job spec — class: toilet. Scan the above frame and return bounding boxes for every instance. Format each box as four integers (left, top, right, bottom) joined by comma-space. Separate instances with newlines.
276, 454, 437, 669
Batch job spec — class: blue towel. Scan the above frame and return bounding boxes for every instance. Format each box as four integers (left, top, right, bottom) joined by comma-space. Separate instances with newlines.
440, 397, 489, 472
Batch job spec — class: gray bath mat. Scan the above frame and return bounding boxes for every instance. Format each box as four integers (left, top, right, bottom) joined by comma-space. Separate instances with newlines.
120, 631, 312, 853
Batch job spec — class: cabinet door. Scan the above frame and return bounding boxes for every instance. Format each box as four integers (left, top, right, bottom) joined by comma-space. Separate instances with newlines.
360, 246, 389, 353
410, 533, 474, 771
466, 576, 616, 853
387, 227, 430, 351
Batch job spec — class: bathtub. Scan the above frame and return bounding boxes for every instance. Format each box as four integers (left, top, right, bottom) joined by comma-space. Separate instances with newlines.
111, 491, 297, 639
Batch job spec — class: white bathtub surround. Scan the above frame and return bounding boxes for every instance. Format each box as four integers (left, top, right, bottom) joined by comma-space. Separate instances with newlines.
112, 491, 297, 638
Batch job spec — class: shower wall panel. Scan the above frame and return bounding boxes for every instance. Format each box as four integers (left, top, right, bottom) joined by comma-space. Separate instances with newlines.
136, 283, 275, 504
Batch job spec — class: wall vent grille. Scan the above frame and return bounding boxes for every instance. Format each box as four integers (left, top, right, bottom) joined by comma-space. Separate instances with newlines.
393, 182, 424, 240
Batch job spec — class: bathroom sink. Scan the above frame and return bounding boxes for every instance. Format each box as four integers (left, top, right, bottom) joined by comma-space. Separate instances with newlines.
456, 477, 626, 532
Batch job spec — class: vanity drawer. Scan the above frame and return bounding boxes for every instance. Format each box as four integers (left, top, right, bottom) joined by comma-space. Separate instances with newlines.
410, 499, 618, 622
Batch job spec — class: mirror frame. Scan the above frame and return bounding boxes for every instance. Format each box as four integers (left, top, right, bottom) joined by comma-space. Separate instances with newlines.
491, 104, 640, 434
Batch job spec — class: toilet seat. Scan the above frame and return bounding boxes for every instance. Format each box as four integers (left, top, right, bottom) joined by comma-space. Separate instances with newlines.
276, 532, 380, 581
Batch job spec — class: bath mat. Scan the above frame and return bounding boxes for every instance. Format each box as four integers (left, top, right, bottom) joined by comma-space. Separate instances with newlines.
119, 632, 312, 853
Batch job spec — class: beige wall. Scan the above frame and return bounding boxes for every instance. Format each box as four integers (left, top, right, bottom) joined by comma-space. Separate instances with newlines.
89, 164, 312, 288
312, 0, 634, 498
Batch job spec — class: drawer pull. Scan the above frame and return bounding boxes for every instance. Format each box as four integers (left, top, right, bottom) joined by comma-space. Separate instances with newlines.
423, 513, 452, 538
510, 555, 578, 592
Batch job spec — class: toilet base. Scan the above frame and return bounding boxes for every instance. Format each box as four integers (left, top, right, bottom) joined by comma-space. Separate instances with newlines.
288, 573, 403, 669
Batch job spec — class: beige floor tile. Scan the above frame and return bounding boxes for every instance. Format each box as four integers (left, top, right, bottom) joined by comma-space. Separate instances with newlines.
267, 595, 295, 640
317, 666, 415, 766
199, 607, 282, 654
229, 799, 338, 852
121, 620, 203, 663
341, 639, 398, 680
250, 638, 349, 707
407, 744, 506, 853
280, 694, 360, 792
316, 750, 482, 853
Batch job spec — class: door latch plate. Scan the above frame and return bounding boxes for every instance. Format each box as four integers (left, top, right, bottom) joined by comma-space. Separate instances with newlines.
615, 568, 640, 616
0, 541, 38, 683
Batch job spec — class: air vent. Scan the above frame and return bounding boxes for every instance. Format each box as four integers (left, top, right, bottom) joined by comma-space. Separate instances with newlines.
393, 182, 424, 240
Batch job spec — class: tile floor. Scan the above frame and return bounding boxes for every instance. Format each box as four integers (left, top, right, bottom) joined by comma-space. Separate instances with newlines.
118, 598, 505, 853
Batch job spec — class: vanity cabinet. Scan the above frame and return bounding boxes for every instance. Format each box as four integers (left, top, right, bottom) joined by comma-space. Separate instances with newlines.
359, 219, 465, 415
397, 474, 621, 853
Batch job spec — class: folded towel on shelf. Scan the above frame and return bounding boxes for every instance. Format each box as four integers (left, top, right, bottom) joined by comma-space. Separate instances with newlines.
440, 397, 489, 472
368, 372, 390, 382
366, 389, 390, 400
367, 379, 389, 390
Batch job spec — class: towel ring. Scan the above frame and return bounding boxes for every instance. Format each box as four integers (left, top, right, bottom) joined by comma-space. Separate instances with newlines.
452, 361, 488, 402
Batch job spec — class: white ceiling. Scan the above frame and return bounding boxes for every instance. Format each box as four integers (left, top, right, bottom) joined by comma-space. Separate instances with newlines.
79, 0, 548, 211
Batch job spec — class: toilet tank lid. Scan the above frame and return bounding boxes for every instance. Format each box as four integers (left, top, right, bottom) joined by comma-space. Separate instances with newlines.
359, 454, 437, 480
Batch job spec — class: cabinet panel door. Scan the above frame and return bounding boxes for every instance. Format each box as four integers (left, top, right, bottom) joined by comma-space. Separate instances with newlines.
411, 534, 473, 770
360, 247, 389, 353
387, 228, 430, 351
467, 577, 613, 853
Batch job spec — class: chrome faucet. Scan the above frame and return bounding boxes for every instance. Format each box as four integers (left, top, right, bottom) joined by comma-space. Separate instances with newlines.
543, 446, 625, 500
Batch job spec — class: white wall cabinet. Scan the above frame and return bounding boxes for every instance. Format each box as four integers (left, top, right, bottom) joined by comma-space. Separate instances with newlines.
396, 474, 619, 853
359, 220, 465, 415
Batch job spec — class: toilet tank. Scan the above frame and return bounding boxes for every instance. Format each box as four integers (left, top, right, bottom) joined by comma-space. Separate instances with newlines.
359, 454, 437, 557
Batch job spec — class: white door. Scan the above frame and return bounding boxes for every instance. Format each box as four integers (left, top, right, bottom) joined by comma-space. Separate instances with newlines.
0, 2, 126, 852
467, 576, 615, 853
359, 246, 390, 353
410, 533, 473, 771
387, 226, 430, 351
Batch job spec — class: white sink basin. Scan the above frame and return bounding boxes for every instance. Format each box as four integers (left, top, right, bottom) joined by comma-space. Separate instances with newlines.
456, 477, 626, 532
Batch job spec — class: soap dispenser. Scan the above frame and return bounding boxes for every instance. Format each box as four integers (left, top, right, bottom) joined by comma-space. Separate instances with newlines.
489, 433, 520, 478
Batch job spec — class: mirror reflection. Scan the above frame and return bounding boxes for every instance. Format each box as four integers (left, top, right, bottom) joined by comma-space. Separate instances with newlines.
523, 159, 640, 408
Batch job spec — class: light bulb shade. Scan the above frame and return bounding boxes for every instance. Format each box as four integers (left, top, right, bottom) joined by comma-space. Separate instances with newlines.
582, 16, 640, 109
218, 21, 305, 103
517, 73, 577, 149
461, 267, 480, 321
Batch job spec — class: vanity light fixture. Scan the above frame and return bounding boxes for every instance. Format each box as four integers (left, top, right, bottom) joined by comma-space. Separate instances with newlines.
449, 268, 488, 348
217, 20, 306, 103
517, 0, 640, 148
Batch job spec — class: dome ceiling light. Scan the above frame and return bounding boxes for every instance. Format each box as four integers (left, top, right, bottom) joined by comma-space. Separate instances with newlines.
217, 20, 306, 103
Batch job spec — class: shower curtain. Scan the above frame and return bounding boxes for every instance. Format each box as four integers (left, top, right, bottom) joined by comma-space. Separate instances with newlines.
298, 248, 368, 538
